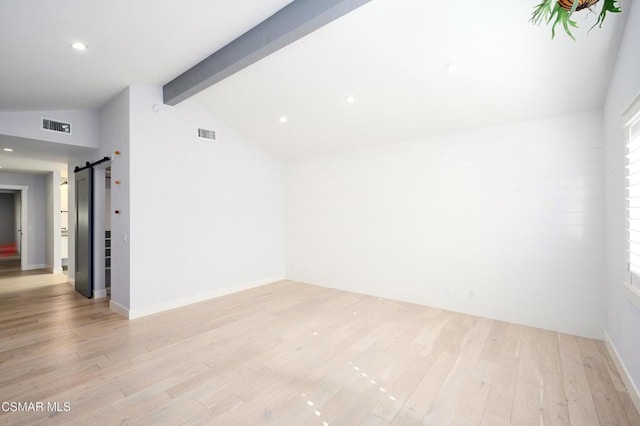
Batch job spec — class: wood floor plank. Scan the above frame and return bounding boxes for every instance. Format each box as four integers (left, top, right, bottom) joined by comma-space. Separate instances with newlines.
390, 409, 423, 425
479, 320, 508, 363
0, 274, 637, 425
576, 337, 632, 426
540, 329, 563, 375
400, 350, 459, 419
421, 317, 493, 425
562, 361, 600, 426
616, 390, 640, 426
499, 323, 524, 362
479, 410, 510, 426
454, 378, 492, 423
595, 341, 627, 393
199, 391, 244, 417
361, 413, 390, 425
510, 381, 541, 426
541, 370, 571, 426
483, 357, 518, 421
558, 332, 582, 366
517, 326, 542, 386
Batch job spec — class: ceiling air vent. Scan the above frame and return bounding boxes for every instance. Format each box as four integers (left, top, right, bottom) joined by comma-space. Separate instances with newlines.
42, 118, 71, 134
197, 128, 216, 140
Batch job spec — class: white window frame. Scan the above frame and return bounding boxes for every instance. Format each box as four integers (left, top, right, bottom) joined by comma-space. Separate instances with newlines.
624, 94, 640, 311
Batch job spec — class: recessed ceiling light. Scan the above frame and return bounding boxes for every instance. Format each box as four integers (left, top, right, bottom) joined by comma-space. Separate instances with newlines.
3, 148, 13, 152
71, 42, 87, 51
279, 116, 288, 123
446, 63, 458, 73
345, 96, 356, 104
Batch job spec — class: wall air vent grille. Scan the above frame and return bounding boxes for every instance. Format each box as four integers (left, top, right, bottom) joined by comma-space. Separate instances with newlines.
42, 118, 71, 134
197, 128, 216, 140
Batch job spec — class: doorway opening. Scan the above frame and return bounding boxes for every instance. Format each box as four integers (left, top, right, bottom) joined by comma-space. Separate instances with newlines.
73, 158, 112, 299
0, 190, 20, 273
61, 176, 69, 272
105, 167, 111, 295
0, 185, 28, 275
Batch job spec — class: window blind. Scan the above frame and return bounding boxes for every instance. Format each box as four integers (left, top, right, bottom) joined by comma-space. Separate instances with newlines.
627, 116, 640, 285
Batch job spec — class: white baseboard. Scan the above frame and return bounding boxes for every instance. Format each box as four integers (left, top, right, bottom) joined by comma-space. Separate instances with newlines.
109, 299, 130, 319
40, 265, 63, 274
603, 329, 640, 414
25, 264, 46, 271
127, 274, 285, 320
94, 289, 108, 299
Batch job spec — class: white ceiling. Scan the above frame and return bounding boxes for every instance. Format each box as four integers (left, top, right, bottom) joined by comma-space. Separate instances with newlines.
0, 0, 291, 173
193, 0, 628, 159
0, 135, 94, 176
0, 0, 629, 161
0, 0, 293, 110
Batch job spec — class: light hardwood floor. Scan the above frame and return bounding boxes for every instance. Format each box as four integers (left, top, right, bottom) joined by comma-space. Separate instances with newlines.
0, 256, 21, 274
0, 277, 638, 425
0, 270, 68, 294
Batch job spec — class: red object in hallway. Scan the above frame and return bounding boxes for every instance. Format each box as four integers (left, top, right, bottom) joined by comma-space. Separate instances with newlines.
0, 242, 17, 257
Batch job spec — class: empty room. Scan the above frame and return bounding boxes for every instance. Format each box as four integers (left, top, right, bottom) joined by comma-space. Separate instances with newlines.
1, 0, 639, 424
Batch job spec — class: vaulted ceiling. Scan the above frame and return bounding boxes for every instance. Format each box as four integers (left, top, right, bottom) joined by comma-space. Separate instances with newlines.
0, 0, 629, 160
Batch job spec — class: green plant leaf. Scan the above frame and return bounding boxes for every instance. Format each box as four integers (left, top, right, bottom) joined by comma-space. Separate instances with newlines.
549, 5, 577, 40
531, 0, 619, 39
568, 0, 579, 17
530, 0, 555, 25
589, 0, 621, 32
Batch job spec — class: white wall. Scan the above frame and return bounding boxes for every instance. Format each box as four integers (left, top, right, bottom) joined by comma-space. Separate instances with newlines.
98, 88, 131, 310
287, 110, 605, 338
66, 166, 75, 280
0, 110, 99, 148
603, 0, 640, 397
61, 183, 68, 261
0, 171, 47, 269
92, 167, 107, 298
44, 171, 62, 272
127, 86, 285, 316
45, 174, 52, 271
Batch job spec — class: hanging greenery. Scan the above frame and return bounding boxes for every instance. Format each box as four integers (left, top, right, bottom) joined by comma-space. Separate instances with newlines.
530, 0, 621, 39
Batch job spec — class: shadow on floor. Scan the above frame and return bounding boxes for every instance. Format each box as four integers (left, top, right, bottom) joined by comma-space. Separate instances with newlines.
0, 256, 21, 275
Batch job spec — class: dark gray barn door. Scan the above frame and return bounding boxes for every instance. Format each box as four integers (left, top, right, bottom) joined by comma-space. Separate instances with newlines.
75, 167, 93, 298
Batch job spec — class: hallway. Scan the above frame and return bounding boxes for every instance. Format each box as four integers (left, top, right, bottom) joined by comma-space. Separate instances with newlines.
0, 269, 69, 294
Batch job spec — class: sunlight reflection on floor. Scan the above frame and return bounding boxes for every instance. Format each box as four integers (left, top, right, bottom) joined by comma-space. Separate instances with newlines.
0, 270, 69, 294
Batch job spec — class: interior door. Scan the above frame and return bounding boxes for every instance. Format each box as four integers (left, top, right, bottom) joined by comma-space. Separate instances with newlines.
75, 167, 93, 298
